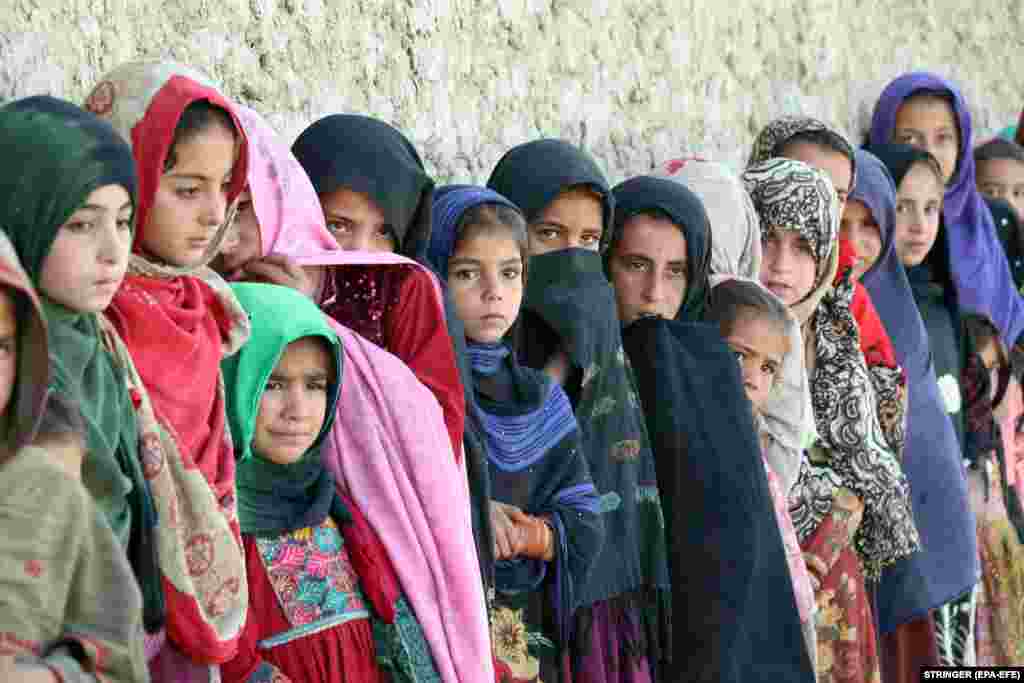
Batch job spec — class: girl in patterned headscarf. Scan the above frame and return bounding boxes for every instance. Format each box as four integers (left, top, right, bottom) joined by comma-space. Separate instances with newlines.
743, 157, 920, 683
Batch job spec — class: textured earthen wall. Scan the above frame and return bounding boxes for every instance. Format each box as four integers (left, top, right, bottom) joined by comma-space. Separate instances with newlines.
3, 0, 1022, 181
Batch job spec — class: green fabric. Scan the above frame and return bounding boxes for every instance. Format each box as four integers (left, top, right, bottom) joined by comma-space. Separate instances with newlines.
222, 283, 344, 535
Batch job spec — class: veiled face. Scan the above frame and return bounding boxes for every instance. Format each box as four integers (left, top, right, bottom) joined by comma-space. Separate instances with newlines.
319, 187, 396, 252
529, 188, 604, 255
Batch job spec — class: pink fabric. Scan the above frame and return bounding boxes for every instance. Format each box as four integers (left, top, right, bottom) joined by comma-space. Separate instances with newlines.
324, 321, 492, 683
234, 105, 339, 258
764, 457, 816, 626
238, 116, 490, 682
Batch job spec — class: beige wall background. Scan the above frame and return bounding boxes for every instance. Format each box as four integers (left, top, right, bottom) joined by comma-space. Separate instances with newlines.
3, 0, 1022, 183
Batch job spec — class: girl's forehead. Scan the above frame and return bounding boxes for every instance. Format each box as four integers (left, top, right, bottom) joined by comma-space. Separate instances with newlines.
896, 95, 958, 128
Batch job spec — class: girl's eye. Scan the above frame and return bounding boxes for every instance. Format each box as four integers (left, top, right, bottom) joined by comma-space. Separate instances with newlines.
327, 221, 352, 235
667, 266, 687, 279
308, 380, 329, 392
501, 268, 522, 280
761, 362, 777, 376
797, 241, 814, 255
895, 202, 909, 214
581, 233, 601, 246
64, 220, 93, 233
0, 340, 15, 356
176, 187, 200, 199
117, 218, 133, 232
451, 269, 478, 281
265, 381, 284, 392
627, 258, 649, 272
732, 349, 745, 363
375, 226, 394, 239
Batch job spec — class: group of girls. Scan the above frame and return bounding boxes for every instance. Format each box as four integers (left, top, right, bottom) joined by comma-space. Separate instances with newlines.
1, 58, 1024, 683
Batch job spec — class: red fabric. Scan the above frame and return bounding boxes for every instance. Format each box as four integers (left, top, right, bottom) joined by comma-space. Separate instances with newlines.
220, 537, 383, 683
1016, 109, 1024, 147
127, 74, 248, 250
335, 487, 400, 624
880, 614, 939, 683
836, 238, 899, 369
107, 274, 242, 662
385, 269, 466, 456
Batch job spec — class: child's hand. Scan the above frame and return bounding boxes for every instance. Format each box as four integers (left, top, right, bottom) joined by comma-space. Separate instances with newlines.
240, 254, 317, 299
508, 509, 555, 561
491, 501, 523, 560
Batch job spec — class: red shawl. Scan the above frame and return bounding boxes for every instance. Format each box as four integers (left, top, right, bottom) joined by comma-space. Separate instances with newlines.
103, 72, 250, 663
837, 238, 899, 369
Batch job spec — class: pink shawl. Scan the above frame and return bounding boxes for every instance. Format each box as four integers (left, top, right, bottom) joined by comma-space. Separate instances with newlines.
240, 108, 492, 682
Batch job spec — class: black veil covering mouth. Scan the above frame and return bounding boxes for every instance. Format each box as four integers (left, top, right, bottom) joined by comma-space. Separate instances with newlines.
622, 315, 815, 683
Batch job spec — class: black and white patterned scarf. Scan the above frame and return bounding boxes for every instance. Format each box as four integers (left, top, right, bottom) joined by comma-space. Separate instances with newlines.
744, 158, 920, 579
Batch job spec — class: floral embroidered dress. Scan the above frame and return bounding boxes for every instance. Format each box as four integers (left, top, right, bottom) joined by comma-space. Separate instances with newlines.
220, 283, 440, 683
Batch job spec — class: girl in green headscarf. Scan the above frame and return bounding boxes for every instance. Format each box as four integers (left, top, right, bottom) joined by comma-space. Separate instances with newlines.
220, 282, 439, 683
0, 95, 164, 637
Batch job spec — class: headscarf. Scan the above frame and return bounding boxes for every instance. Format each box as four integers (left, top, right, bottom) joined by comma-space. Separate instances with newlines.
222, 283, 344, 536
292, 114, 434, 259
985, 197, 1024, 291
234, 105, 338, 257
0, 96, 164, 632
0, 232, 48, 454
84, 61, 251, 663
238, 183, 491, 680
428, 184, 520, 277
609, 174, 712, 321
749, 116, 857, 189
487, 138, 614, 230
869, 72, 1024, 346
487, 139, 671, 668
661, 157, 762, 279
744, 158, 921, 578
852, 146, 978, 626
742, 158, 841, 324
623, 316, 815, 683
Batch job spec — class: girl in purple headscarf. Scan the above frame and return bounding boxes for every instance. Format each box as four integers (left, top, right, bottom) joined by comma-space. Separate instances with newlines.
868, 72, 1024, 347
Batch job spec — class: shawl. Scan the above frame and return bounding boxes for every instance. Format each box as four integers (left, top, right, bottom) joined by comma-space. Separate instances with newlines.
0, 446, 149, 682
428, 184, 520, 278
869, 72, 1024, 346
749, 115, 857, 191
608, 174, 712, 321
291, 114, 434, 259
487, 138, 614, 230
239, 141, 490, 682
0, 96, 164, 632
84, 60, 252, 664
622, 317, 815, 683
853, 146, 978, 626
662, 158, 811, 496
660, 157, 762, 279
234, 105, 338, 258
222, 283, 344, 537
744, 158, 921, 578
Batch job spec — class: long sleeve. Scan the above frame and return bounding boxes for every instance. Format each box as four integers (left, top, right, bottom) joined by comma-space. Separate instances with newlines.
801, 488, 863, 591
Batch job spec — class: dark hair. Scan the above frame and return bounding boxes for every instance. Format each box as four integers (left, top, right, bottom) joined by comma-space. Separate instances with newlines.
455, 202, 530, 273
975, 138, 1024, 166
779, 130, 856, 189
964, 312, 1007, 369
34, 391, 86, 448
705, 279, 791, 346
164, 100, 237, 172
904, 153, 945, 190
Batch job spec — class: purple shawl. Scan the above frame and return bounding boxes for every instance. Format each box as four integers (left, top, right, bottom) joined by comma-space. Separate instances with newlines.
869, 71, 1024, 346
854, 148, 979, 629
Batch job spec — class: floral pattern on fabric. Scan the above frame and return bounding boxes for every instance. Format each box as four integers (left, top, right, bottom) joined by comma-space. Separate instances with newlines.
321, 266, 409, 348
791, 270, 920, 579
255, 518, 368, 630
490, 605, 554, 683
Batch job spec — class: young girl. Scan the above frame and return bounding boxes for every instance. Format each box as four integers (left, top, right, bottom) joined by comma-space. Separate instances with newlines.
488, 139, 669, 683
869, 72, 1024, 347
428, 185, 604, 682
959, 314, 1024, 666
220, 282, 440, 683
609, 174, 814, 683
212, 109, 494, 682
743, 157, 920, 683
83, 61, 252, 677
704, 276, 818, 672
0, 223, 147, 682
290, 113, 466, 460
660, 157, 812, 501
0, 93, 167, 637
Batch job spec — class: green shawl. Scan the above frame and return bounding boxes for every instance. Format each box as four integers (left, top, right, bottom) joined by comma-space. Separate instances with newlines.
0, 95, 163, 631
222, 283, 345, 536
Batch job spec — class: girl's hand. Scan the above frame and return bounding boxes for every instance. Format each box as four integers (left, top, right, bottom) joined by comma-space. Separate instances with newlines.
508, 509, 555, 561
240, 254, 316, 299
543, 348, 571, 386
491, 501, 523, 560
